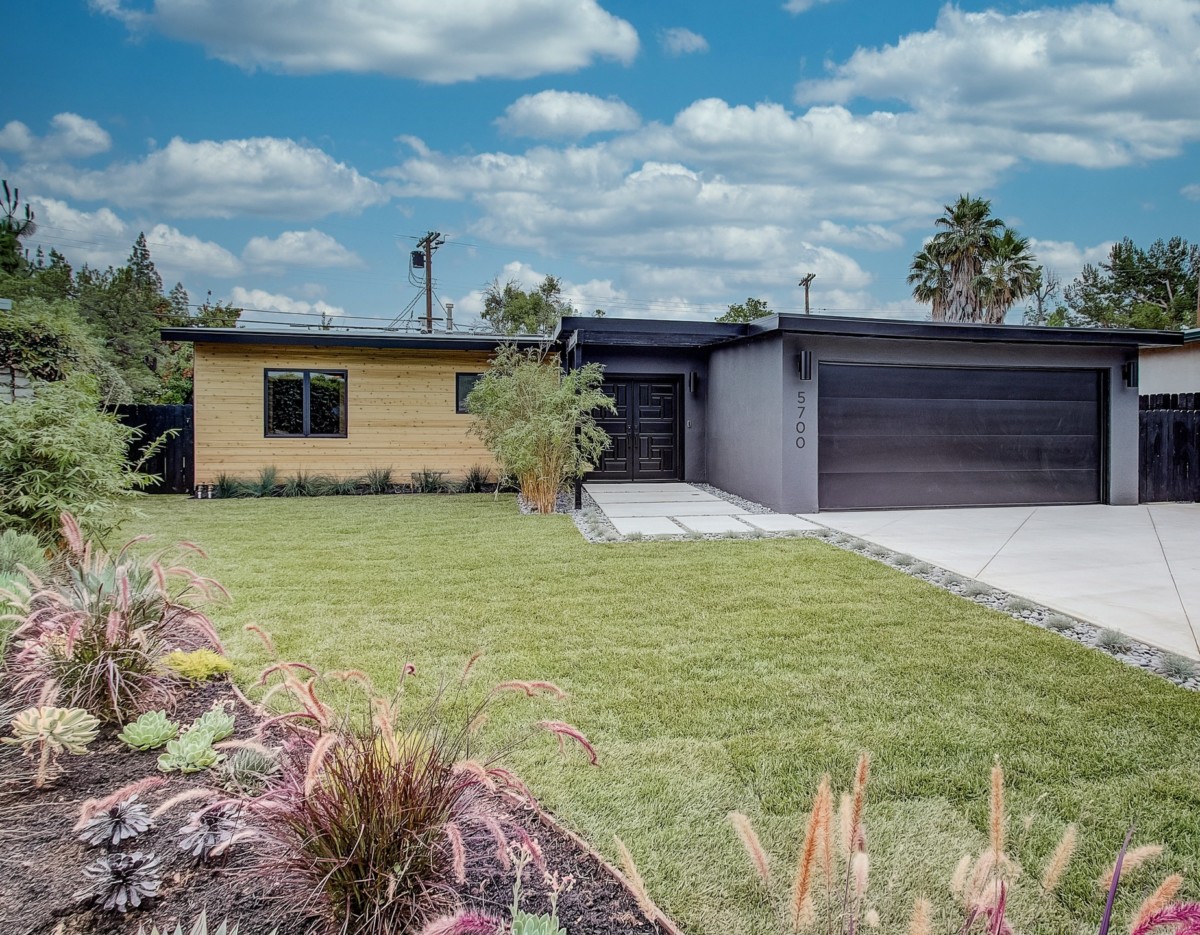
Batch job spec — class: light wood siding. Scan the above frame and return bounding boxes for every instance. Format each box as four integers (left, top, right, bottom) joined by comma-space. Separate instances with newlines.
193, 343, 495, 483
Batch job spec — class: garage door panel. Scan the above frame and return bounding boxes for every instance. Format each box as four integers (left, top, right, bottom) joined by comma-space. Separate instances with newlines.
822, 365, 1102, 402
820, 469, 1101, 510
817, 363, 1103, 510
822, 434, 1101, 474
821, 397, 1101, 437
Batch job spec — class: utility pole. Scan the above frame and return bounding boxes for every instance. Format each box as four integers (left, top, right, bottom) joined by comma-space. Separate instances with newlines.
798, 272, 816, 314
415, 231, 446, 332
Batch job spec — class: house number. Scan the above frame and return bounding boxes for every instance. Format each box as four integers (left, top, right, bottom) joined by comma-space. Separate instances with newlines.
795, 391, 806, 448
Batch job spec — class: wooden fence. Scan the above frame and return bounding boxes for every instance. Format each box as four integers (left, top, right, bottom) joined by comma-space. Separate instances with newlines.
1140, 393, 1199, 503
112, 404, 194, 494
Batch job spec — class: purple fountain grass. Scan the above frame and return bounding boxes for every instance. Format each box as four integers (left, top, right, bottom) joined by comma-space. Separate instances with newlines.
729, 812, 771, 885
1098, 827, 1136, 935
417, 911, 503, 935
1130, 903, 1200, 935
536, 720, 598, 765
1132, 874, 1185, 931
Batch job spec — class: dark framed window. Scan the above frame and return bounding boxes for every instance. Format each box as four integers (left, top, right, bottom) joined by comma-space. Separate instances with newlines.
455, 373, 481, 414
264, 369, 347, 437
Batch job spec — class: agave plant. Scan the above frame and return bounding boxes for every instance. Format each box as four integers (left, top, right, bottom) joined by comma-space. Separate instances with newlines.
3, 704, 100, 787
118, 710, 180, 751
78, 794, 154, 848
137, 911, 270, 935
80, 850, 163, 912
188, 702, 235, 742
158, 728, 223, 773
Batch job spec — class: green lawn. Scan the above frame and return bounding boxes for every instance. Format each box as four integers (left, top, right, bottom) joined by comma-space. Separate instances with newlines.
127, 495, 1200, 934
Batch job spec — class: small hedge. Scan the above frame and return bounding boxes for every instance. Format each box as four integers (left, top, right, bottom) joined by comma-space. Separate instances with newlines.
198, 465, 507, 499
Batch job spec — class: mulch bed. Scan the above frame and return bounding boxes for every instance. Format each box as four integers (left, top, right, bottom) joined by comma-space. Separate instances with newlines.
0, 680, 667, 935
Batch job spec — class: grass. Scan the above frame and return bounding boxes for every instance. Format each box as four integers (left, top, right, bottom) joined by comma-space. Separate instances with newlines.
125, 496, 1200, 934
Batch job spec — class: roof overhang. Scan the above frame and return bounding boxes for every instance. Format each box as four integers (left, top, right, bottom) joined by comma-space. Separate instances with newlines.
160, 327, 547, 352
555, 316, 746, 349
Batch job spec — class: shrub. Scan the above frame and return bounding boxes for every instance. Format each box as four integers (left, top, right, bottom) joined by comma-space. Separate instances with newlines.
214, 473, 246, 499
412, 468, 450, 494
364, 466, 394, 495
3, 703, 100, 787
10, 514, 226, 722
1096, 628, 1133, 655
311, 474, 362, 496
279, 470, 312, 497
80, 851, 162, 913
457, 464, 495, 494
248, 466, 279, 497
118, 711, 180, 751
466, 344, 614, 513
1158, 652, 1198, 680
0, 375, 158, 544
164, 648, 233, 681
0, 528, 48, 578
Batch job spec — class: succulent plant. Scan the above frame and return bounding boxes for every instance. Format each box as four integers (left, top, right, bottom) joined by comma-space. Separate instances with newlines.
117, 710, 180, 751
157, 728, 224, 773
80, 850, 162, 912
178, 806, 247, 861
137, 911, 265, 935
214, 746, 280, 795
4, 705, 100, 787
188, 702, 235, 743
79, 794, 154, 848
163, 649, 234, 681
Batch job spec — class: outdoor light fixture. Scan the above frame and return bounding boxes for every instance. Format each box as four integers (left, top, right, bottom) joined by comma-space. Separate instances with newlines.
1123, 360, 1138, 388
689, 371, 700, 395
797, 351, 813, 381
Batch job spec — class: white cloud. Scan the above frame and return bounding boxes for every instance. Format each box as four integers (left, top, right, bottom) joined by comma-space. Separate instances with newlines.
34, 136, 387, 219
1182, 183, 1200, 201
242, 229, 364, 270
0, 113, 112, 161
660, 27, 709, 56
497, 91, 640, 139
227, 286, 346, 326
796, 0, 1200, 168
92, 0, 638, 83
145, 223, 242, 277
1027, 238, 1114, 282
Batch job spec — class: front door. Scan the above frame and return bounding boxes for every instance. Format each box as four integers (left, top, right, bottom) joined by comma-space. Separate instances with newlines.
591, 378, 682, 481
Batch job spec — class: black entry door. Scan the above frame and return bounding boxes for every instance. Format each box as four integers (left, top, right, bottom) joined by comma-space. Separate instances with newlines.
818, 363, 1104, 510
591, 378, 682, 481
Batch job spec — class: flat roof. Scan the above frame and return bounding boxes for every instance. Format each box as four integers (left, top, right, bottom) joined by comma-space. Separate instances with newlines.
159, 326, 547, 351
557, 314, 1184, 349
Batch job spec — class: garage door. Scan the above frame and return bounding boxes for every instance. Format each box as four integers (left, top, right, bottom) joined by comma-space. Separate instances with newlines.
818, 364, 1104, 510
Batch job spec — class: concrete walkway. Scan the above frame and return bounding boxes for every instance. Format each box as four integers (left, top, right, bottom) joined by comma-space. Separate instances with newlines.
583, 482, 820, 537
800, 504, 1200, 660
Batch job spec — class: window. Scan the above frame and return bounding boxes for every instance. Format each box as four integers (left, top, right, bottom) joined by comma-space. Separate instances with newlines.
265, 369, 347, 437
455, 372, 481, 414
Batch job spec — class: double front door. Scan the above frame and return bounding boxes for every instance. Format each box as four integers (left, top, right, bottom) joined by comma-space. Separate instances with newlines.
591, 378, 682, 481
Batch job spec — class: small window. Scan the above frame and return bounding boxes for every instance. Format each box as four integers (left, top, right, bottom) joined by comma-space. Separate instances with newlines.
265, 369, 347, 437
456, 373, 481, 414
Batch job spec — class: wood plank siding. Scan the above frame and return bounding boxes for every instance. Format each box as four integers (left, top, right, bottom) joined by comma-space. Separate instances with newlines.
193, 343, 495, 483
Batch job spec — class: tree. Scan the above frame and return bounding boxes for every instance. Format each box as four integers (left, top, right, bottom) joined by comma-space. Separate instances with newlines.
717, 297, 773, 323
465, 345, 614, 513
908, 195, 1038, 323
482, 275, 573, 335
1062, 237, 1199, 330
1021, 267, 1063, 326
0, 180, 37, 276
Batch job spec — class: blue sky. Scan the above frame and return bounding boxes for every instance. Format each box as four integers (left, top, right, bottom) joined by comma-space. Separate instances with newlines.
4, 0, 1198, 330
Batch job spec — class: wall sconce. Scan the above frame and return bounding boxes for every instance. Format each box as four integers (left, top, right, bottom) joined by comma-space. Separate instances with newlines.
1122, 360, 1138, 388
796, 351, 813, 381
688, 371, 699, 395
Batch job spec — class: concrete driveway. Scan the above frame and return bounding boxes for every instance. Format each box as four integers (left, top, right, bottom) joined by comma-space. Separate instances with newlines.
800, 504, 1200, 660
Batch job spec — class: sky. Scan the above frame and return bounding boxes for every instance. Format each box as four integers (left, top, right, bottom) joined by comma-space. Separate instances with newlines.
3, 0, 1199, 331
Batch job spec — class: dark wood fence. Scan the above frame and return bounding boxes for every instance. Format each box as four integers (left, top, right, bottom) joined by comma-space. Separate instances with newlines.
1140, 394, 1200, 503
112, 404, 194, 494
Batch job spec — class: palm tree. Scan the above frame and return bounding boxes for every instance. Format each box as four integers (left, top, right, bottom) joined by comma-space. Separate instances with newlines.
909, 195, 1038, 323
975, 229, 1039, 324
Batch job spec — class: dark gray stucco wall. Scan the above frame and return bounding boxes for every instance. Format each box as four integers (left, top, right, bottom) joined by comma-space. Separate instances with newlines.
776, 333, 1140, 512
578, 347, 711, 481
706, 336, 787, 509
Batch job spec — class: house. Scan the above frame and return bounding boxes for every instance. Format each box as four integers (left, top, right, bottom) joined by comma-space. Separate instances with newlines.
167, 314, 1183, 512
1138, 328, 1200, 395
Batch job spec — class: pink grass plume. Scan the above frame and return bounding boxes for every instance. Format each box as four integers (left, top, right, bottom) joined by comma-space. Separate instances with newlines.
537, 720, 598, 766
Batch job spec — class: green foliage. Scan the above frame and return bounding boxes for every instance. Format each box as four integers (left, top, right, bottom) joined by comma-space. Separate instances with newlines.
1159, 653, 1198, 681
214, 745, 280, 795
310, 474, 362, 496
117, 711, 180, 751
364, 466, 394, 495
411, 467, 449, 493
1062, 237, 1199, 330
189, 702, 235, 742
137, 909, 264, 935
248, 466, 279, 497
482, 274, 574, 335
157, 727, 224, 773
465, 345, 614, 513
908, 195, 1038, 323
0, 180, 37, 276
80, 850, 162, 913
456, 464, 495, 493
214, 473, 246, 499
4, 705, 100, 786
164, 649, 234, 681
716, 296, 773, 323
1096, 628, 1133, 654
0, 528, 48, 577
0, 375, 156, 544
279, 470, 311, 497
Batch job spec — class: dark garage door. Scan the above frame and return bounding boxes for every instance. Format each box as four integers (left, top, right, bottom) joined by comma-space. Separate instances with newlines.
591, 378, 682, 481
818, 364, 1104, 510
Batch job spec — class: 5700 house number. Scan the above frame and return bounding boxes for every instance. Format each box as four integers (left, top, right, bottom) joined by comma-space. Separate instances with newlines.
795, 391, 806, 449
